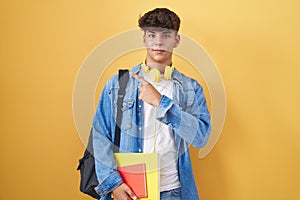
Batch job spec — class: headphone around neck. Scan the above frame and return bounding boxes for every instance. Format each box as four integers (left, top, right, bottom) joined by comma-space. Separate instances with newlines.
141, 61, 174, 82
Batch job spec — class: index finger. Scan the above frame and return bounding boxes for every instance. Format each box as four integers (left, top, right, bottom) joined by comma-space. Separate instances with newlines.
130, 72, 149, 85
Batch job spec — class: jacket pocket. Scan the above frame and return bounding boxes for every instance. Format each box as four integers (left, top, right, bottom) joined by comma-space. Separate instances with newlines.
113, 99, 134, 131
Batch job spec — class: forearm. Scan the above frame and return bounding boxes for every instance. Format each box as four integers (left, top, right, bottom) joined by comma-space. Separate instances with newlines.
156, 95, 211, 148
92, 120, 125, 196
92, 84, 124, 196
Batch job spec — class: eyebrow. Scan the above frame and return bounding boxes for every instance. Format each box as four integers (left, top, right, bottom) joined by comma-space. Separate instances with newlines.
147, 31, 172, 34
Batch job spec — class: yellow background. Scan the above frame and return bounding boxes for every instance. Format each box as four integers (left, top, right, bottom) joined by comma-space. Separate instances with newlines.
1, 0, 300, 199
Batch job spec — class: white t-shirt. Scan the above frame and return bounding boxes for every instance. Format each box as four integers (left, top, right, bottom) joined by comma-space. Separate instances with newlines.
142, 70, 181, 192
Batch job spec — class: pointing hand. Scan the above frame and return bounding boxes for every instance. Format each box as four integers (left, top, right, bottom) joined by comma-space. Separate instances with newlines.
131, 72, 162, 106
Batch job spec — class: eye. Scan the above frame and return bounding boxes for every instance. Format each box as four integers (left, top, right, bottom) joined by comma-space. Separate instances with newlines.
163, 34, 171, 38
148, 33, 155, 38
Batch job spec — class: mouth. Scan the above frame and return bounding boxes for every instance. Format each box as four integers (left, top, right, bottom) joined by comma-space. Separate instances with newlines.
152, 49, 166, 54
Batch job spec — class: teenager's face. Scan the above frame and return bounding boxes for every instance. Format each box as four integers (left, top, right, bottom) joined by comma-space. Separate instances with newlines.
143, 29, 180, 65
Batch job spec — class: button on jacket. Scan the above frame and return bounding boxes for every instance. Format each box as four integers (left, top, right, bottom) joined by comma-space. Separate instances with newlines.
92, 64, 211, 200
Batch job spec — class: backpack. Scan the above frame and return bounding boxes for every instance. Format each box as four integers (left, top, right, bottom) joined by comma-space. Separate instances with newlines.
77, 69, 129, 198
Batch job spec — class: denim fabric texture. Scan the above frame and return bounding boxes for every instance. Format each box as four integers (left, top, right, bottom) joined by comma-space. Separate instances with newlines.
160, 188, 182, 200
92, 64, 211, 200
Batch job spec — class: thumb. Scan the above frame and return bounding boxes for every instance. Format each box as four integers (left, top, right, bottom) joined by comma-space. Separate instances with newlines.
125, 186, 137, 200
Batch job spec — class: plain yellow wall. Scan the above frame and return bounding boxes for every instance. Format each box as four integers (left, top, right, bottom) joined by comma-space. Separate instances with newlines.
1, 0, 300, 200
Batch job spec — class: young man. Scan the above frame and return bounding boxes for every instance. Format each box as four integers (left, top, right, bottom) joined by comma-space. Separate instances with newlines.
92, 8, 211, 200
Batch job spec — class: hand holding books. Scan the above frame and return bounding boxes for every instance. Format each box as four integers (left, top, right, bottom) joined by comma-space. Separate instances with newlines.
112, 183, 137, 200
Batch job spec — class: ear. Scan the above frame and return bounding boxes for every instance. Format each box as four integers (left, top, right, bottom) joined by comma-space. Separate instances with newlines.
143, 31, 147, 47
174, 34, 181, 48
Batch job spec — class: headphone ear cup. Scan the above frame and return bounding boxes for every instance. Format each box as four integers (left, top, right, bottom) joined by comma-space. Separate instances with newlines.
142, 63, 150, 73
149, 68, 161, 82
164, 66, 174, 80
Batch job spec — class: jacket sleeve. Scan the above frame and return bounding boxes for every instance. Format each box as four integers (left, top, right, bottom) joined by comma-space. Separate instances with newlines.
156, 80, 211, 148
92, 83, 124, 196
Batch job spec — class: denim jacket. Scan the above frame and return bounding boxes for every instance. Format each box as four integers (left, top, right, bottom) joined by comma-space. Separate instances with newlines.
92, 64, 211, 200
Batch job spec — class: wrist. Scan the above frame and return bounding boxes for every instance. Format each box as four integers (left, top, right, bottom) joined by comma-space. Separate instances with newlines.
153, 94, 162, 107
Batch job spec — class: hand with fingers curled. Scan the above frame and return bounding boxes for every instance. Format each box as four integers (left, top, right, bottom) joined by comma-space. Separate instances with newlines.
112, 183, 137, 200
131, 72, 162, 106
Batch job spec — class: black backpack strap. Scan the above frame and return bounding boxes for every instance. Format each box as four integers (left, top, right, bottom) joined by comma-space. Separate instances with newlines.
114, 69, 129, 152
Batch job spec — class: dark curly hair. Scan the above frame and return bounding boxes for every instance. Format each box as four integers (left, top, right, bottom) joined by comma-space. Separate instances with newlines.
138, 8, 181, 32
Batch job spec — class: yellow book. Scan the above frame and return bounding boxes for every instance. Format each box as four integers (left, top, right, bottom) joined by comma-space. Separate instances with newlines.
114, 153, 159, 200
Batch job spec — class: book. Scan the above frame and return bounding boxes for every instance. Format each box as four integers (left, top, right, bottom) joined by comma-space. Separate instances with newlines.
117, 163, 147, 198
114, 153, 159, 200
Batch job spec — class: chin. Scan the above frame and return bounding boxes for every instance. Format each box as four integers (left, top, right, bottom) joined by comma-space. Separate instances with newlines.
151, 57, 168, 64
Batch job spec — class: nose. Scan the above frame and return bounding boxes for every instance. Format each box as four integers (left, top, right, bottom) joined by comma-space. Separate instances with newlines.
154, 35, 163, 46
